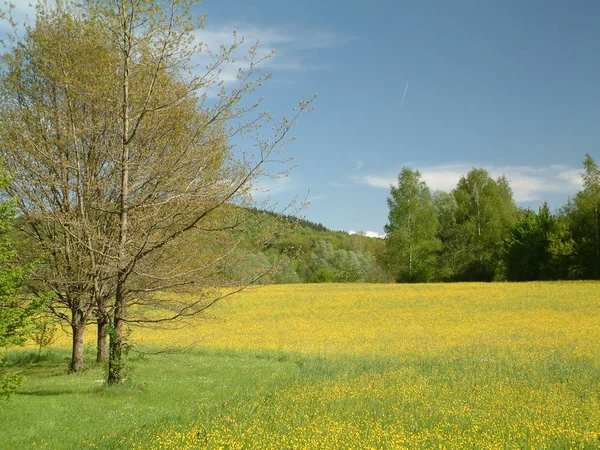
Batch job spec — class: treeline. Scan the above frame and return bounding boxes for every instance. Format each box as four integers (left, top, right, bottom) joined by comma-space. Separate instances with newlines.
237, 153, 599, 284
247, 207, 331, 232
383, 154, 600, 282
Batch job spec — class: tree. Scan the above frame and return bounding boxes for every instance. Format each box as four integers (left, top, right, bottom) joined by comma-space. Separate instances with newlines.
0, 168, 41, 401
1, 1, 313, 382
563, 154, 600, 279
432, 190, 469, 281
547, 214, 577, 279
503, 204, 554, 281
384, 168, 440, 282
453, 169, 516, 281
96, 0, 312, 384
0, 2, 122, 372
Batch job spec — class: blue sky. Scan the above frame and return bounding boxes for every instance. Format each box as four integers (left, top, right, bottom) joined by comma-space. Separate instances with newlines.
7, 1, 600, 236
197, 0, 600, 236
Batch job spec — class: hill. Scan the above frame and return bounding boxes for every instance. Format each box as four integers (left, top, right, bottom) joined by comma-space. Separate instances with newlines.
237, 208, 389, 284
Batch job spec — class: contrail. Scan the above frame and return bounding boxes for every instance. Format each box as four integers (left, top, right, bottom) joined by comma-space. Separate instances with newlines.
400, 81, 410, 108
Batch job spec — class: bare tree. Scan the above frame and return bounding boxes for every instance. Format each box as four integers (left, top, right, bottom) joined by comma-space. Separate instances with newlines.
0, 2, 122, 371
1, 0, 313, 379
96, 0, 314, 383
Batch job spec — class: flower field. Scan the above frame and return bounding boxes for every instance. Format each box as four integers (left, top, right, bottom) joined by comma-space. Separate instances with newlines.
129, 282, 600, 359
123, 282, 600, 449
6, 281, 600, 449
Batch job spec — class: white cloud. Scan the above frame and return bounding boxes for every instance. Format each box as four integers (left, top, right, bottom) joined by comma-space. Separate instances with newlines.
487, 165, 583, 202
190, 22, 353, 88
419, 167, 467, 192
348, 230, 386, 239
365, 231, 385, 239
556, 168, 582, 186
356, 163, 583, 203
250, 176, 296, 199
352, 159, 365, 171
359, 175, 395, 188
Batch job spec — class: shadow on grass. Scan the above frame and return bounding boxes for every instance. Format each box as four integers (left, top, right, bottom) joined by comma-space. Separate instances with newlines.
16, 388, 77, 396
4, 351, 61, 366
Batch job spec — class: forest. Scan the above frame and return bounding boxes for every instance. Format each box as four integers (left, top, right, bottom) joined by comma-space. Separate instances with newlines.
381, 153, 599, 282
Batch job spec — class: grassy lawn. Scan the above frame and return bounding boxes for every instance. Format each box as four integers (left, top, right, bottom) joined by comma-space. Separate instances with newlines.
1, 348, 327, 449
2, 282, 600, 449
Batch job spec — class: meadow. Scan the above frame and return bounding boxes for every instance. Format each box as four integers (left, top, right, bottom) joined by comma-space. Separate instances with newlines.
2, 282, 600, 449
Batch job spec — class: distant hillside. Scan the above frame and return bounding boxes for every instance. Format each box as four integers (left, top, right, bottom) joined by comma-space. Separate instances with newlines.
239, 208, 390, 284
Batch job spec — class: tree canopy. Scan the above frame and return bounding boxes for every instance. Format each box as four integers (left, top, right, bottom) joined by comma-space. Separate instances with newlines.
0, 0, 313, 382
453, 169, 517, 280
384, 168, 440, 282
563, 154, 600, 278
382, 156, 600, 283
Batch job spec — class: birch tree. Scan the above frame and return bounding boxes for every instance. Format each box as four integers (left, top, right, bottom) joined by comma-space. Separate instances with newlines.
563, 154, 600, 278
453, 168, 516, 280
384, 168, 440, 282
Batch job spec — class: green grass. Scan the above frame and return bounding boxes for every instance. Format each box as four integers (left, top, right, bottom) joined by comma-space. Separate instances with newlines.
179, 350, 600, 450
2, 345, 600, 449
0, 348, 284, 449
0, 347, 391, 449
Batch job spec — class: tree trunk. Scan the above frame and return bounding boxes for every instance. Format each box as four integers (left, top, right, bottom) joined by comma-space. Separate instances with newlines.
408, 250, 413, 280
108, 7, 131, 385
96, 317, 109, 363
107, 306, 124, 384
70, 323, 85, 373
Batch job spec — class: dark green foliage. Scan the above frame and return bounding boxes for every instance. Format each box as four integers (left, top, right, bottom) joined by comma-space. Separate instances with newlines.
382, 158, 600, 283
546, 215, 577, 279
432, 191, 469, 281
504, 204, 554, 281
273, 255, 301, 284
313, 268, 337, 283
227, 251, 276, 285
0, 170, 39, 349
106, 324, 132, 383
239, 209, 388, 283
504, 154, 600, 281
381, 165, 595, 283
304, 240, 381, 283
248, 207, 330, 232
0, 372, 22, 403
562, 154, 600, 279
453, 169, 517, 281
